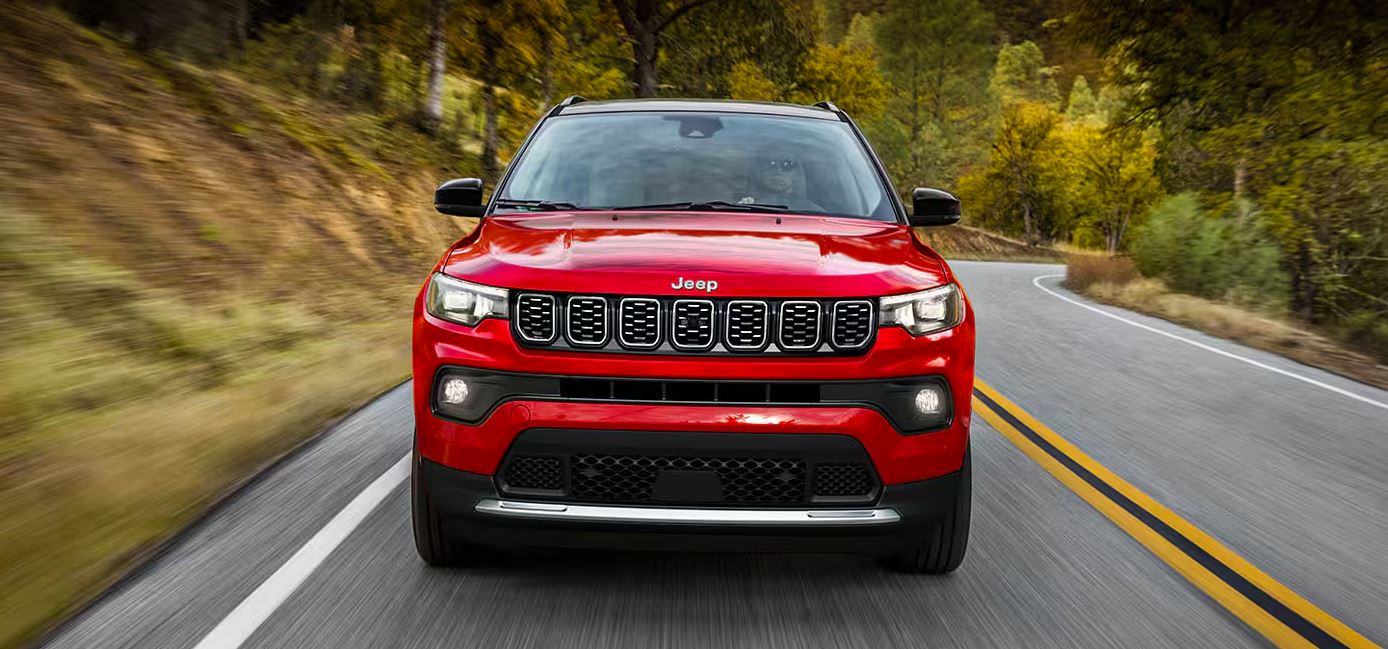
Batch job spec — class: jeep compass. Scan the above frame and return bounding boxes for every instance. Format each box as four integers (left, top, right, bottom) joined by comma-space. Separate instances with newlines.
412, 97, 974, 573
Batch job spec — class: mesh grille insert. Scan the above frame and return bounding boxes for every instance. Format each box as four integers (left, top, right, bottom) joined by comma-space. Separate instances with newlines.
565, 297, 608, 346
813, 463, 875, 497
503, 456, 564, 491
569, 454, 806, 503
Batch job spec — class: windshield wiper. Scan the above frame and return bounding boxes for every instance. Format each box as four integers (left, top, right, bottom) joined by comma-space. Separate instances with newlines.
609, 200, 789, 214
493, 198, 592, 211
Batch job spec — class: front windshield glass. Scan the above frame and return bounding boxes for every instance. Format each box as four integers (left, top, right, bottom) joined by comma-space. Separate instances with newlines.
498, 111, 898, 221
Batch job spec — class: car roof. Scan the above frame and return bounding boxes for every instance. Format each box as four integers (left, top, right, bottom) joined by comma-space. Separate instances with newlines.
556, 98, 842, 121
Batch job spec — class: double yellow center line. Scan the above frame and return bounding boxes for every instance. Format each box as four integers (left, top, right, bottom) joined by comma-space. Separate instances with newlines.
972, 380, 1378, 649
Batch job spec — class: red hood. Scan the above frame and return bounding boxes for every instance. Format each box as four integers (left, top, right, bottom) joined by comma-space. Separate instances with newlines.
439, 212, 949, 298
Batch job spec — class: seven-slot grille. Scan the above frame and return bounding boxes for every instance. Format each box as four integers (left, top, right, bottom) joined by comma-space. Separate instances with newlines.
513, 293, 878, 354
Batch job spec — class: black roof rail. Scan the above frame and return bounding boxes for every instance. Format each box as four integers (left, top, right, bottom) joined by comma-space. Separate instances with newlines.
548, 95, 587, 117
811, 100, 850, 122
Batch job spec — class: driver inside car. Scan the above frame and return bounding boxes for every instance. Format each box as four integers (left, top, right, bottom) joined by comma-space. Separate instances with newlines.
740, 151, 825, 212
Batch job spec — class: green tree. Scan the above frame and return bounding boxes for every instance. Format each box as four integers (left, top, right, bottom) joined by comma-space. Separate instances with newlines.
1068, 0, 1388, 325
660, 0, 817, 97
873, 0, 995, 188
609, 0, 727, 97
991, 40, 1058, 106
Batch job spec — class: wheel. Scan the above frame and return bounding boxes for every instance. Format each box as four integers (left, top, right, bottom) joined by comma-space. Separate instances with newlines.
411, 451, 493, 567
880, 445, 971, 574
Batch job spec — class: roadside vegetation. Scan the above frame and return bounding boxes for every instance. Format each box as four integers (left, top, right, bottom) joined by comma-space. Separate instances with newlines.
2, 0, 1385, 646
1066, 255, 1388, 392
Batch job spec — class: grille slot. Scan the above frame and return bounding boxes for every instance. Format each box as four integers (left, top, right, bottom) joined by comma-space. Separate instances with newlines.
777, 301, 822, 350
565, 296, 609, 346
515, 294, 557, 343
671, 300, 715, 349
503, 455, 564, 491
618, 298, 661, 348
725, 301, 769, 350
831, 301, 874, 349
813, 463, 875, 497
558, 379, 820, 403
570, 454, 806, 504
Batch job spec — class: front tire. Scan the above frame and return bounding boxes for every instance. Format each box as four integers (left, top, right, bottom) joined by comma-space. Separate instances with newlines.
411, 451, 493, 567
880, 445, 971, 574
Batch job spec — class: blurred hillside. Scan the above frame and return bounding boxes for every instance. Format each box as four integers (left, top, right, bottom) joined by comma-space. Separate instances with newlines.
0, 6, 477, 646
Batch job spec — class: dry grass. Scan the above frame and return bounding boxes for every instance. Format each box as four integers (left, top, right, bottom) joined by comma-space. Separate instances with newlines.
915, 225, 1064, 264
1065, 258, 1388, 392
1063, 253, 1139, 291
0, 7, 477, 646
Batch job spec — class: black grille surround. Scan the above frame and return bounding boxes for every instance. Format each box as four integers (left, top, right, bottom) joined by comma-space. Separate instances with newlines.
511, 292, 878, 355
497, 429, 881, 507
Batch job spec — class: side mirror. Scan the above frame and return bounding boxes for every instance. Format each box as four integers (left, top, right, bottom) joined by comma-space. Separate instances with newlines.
909, 187, 961, 227
434, 178, 486, 217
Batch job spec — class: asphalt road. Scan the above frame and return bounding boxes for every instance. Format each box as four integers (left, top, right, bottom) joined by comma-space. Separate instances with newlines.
41, 261, 1388, 649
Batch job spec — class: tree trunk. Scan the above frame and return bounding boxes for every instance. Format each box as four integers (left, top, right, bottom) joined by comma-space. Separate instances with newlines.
1021, 201, 1037, 246
631, 30, 659, 97
540, 37, 555, 106
482, 84, 499, 179
423, 0, 449, 133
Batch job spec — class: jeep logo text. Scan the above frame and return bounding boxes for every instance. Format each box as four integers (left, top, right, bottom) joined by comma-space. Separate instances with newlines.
672, 277, 718, 292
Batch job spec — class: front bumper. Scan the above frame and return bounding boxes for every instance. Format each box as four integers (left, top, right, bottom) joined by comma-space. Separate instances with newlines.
420, 457, 963, 554
413, 305, 975, 485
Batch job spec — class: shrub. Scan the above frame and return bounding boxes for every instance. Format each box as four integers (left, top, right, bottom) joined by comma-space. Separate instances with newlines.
1132, 194, 1289, 308
1065, 253, 1137, 291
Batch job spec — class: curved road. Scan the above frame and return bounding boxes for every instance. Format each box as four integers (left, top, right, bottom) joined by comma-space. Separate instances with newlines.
41, 261, 1388, 649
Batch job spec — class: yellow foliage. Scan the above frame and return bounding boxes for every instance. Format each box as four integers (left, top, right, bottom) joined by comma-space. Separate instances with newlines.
727, 61, 780, 102
790, 44, 888, 119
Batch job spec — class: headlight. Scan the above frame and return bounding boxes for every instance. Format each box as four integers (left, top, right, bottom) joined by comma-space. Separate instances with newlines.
880, 284, 964, 336
425, 273, 508, 326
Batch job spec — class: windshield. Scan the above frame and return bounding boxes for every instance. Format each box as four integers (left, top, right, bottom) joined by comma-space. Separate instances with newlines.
497, 111, 899, 221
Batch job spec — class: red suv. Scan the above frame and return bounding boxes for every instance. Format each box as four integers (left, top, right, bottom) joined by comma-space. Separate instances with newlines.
412, 98, 974, 573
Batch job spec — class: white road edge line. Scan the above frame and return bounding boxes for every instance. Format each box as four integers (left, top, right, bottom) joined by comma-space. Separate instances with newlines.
1032, 273, 1388, 413
192, 453, 412, 649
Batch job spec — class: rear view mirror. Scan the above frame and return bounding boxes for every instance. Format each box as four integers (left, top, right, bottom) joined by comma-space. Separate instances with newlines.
435, 178, 485, 217
909, 187, 961, 227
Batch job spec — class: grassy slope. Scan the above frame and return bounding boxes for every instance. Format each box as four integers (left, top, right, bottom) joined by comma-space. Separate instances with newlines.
0, 7, 477, 647
915, 224, 1064, 264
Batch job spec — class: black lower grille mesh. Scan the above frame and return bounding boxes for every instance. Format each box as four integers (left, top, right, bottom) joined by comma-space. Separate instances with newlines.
503, 455, 563, 491
571, 454, 805, 503
501, 452, 876, 504
813, 463, 875, 497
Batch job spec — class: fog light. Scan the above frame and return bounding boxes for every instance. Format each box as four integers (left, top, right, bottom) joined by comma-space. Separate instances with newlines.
914, 386, 944, 416
440, 377, 470, 405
